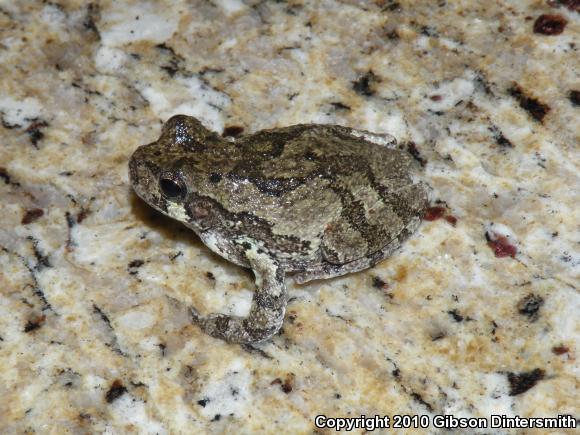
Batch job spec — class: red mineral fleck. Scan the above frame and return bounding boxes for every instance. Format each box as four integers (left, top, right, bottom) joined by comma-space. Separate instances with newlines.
533, 14, 567, 35
423, 206, 446, 221
552, 345, 569, 355
444, 215, 458, 226
22, 208, 44, 224
487, 235, 517, 258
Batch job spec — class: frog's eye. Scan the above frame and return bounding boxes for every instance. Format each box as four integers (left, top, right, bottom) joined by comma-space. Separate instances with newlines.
159, 175, 186, 199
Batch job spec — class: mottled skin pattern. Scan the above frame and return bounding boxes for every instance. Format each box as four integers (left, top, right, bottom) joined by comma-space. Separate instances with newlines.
129, 115, 429, 344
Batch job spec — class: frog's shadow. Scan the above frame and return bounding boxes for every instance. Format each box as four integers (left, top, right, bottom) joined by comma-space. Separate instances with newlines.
129, 191, 243, 274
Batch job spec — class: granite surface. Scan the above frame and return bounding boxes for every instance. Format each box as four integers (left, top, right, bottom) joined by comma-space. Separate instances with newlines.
0, 0, 578, 434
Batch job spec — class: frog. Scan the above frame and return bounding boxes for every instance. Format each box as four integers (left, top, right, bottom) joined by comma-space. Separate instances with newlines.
129, 115, 429, 344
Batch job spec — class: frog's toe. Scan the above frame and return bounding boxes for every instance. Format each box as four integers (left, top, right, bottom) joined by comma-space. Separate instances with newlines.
190, 239, 288, 344
190, 312, 281, 344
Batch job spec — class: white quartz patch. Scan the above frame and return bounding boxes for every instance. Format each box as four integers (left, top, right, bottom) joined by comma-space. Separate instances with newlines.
484, 222, 517, 243
94, 45, 130, 73
115, 308, 156, 330
138, 75, 231, 132
100, 2, 179, 46
197, 359, 252, 419
421, 76, 476, 111
214, 0, 247, 16
0, 96, 43, 127
109, 394, 167, 435
40, 3, 67, 29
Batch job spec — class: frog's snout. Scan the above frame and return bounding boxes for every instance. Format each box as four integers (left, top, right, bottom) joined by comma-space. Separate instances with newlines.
128, 145, 154, 199
128, 147, 143, 188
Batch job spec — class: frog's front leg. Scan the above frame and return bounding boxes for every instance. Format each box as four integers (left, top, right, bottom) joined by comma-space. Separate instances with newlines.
190, 241, 287, 344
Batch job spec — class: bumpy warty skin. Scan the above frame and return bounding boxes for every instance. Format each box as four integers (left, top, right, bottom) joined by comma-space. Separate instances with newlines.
129, 114, 428, 342
130, 115, 429, 275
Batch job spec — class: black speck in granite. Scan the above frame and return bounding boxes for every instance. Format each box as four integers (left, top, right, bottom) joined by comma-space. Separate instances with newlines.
420, 26, 438, 37
158, 343, 167, 357
0, 167, 13, 185
372, 276, 389, 290
568, 90, 580, 106
105, 380, 127, 403
352, 70, 379, 97
488, 125, 513, 148
384, 28, 400, 40
93, 304, 113, 329
506, 368, 545, 396
156, 43, 183, 77
431, 330, 446, 341
533, 14, 567, 36
197, 398, 209, 407
517, 294, 544, 321
410, 392, 434, 412
128, 259, 145, 275
241, 343, 273, 359
211, 414, 221, 422
330, 101, 351, 111
447, 309, 464, 322
170, 251, 183, 261
0, 168, 20, 186
2, 246, 54, 310
65, 211, 76, 229
474, 72, 494, 95
509, 84, 550, 122
198, 67, 225, 76
24, 314, 46, 333
405, 141, 427, 167
83, 3, 101, 38
1, 115, 19, 129
77, 207, 90, 224
381, 1, 401, 12
27, 236, 51, 270
25, 119, 49, 148
559, 252, 572, 263
161, 62, 179, 77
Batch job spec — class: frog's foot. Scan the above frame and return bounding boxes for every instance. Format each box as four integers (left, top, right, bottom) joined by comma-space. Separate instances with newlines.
190, 242, 287, 344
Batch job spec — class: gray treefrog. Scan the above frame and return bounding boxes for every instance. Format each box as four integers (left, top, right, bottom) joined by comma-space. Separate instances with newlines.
129, 115, 429, 344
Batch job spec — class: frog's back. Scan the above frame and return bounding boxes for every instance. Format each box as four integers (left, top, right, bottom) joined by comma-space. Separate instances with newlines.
210, 124, 427, 269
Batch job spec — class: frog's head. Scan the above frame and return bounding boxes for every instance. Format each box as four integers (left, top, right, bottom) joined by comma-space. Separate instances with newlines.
129, 115, 223, 232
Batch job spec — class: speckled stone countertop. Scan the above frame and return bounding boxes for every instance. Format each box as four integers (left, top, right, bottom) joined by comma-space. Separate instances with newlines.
0, 1, 578, 434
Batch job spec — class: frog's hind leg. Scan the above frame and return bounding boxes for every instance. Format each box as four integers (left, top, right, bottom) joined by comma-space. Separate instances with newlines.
293, 237, 401, 284
190, 240, 287, 344
293, 212, 423, 284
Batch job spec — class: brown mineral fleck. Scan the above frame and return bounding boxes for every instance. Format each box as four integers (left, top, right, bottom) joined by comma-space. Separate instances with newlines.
533, 14, 567, 35
22, 208, 44, 224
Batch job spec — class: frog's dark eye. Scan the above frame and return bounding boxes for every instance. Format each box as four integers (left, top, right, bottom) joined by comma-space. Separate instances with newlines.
159, 175, 186, 199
